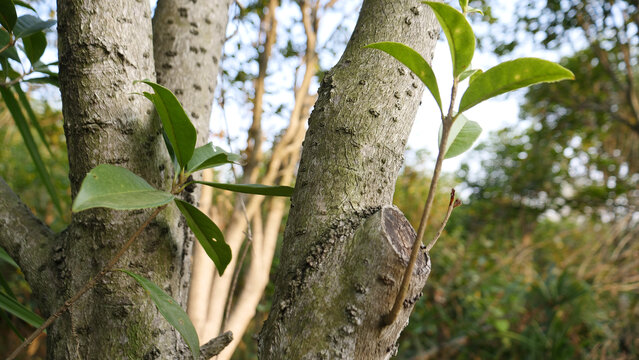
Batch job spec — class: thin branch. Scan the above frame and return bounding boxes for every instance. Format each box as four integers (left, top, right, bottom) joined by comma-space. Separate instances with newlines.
425, 189, 461, 253
7, 205, 167, 360
200, 331, 233, 358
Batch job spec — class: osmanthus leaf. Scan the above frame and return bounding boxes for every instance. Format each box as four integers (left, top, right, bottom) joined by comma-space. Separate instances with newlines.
364, 42, 442, 113
13, 15, 56, 39
424, 1, 475, 78
174, 199, 231, 276
0, 291, 44, 329
0, 0, 17, 32
13, 0, 35, 12
0, 86, 63, 216
195, 181, 294, 197
185, 143, 240, 174
137, 80, 197, 169
0, 30, 20, 61
119, 270, 199, 360
72, 164, 174, 212
459, 68, 481, 83
438, 113, 482, 159
21, 30, 46, 64
459, 57, 574, 112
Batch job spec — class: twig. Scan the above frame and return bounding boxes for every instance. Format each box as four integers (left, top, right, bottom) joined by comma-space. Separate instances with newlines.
425, 189, 461, 253
200, 331, 234, 358
7, 205, 167, 360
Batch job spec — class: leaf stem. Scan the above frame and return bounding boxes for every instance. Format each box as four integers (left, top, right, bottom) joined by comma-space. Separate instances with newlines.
7, 205, 167, 360
382, 77, 460, 326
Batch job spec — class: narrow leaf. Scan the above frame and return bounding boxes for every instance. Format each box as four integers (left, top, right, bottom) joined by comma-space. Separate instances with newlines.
0, 29, 20, 61
13, 15, 56, 39
0, 0, 17, 32
138, 80, 197, 169
438, 113, 482, 158
119, 270, 199, 360
0, 247, 18, 268
21, 30, 46, 64
365, 42, 442, 113
0, 87, 63, 216
0, 291, 44, 328
185, 143, 240, 173
458, 57, 575, 112
196, 181, 294, 197
13, 0, 35, 12
424, 1, 475, 77
14, 84, 51, 154
174, 199, 231, 275
459, 68, 481, 82
0, 308, 24, 341
72, 164, 174, 212
24, 74, 58, 87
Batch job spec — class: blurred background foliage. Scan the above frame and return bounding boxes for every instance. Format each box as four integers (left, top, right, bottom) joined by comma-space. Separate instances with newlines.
2, 0, 638, 359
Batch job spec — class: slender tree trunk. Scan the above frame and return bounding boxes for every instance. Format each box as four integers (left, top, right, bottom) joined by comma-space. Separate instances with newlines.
0, 0, 231, 358
259, 0, 440, 358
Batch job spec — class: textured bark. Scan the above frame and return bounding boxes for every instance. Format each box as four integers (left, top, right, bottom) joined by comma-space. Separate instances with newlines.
259, 0, 440, 358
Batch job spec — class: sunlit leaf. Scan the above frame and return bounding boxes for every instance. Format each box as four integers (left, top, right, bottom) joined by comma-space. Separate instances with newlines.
365, 42, 442, 113
0, 291, 44, 329
0, 0, 17, 32
195, 181, 294, 197
459, 68, 480, 82
458, 57, 575, 112
13, 15, 56, 39
185, 143, 240, 173
0, 87, 63, 216
424, 1, 475, 77
72, 164, 174, 212
120, 270, 199, 360
438, 113, 482, 158
138, 80, 197, 169
174, 199, 231, 276
21, 30, 46, 64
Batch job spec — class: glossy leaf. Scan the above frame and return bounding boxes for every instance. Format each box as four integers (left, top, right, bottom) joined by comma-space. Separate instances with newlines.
438, 113, 482, 158
195, 181, 294, 197
13, 0, 35, 12
185, 143, 240, 173
0, 247, 18, 268
0, 291, 44, 328
174, 199, 231, 276
14, 84, 51, 154
13, 15, 56, 39
424, 1, 475, 77
0, 0, 17, 32
138, 80, 197, 169
0, 87, 63, 216
0, 30, 19, 61
459, 68, 481, 82
365, 42, 442, 113
72, 164, 174, 212
22, 30, 46, 64
458, 57, 575, 112
120, 270, 199, 360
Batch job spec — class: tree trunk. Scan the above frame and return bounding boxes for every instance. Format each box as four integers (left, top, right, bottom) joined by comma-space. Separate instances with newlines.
0, 0, 230, 358
259, 0, 440, 358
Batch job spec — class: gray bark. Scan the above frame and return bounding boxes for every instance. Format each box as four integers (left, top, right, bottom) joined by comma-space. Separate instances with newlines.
258, 0, 440, 358
0, 0, 230, 358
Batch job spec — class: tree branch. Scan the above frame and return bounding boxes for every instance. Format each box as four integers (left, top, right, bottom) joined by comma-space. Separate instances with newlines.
0, 176, 55, 282
200, 331, 233, 359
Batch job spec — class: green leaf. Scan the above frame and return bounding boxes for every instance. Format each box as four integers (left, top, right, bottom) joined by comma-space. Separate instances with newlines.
174, 199, 231, 276
185, 143, 240, 173
0, 307, 24, 341
459, 68, 481, 82
458, 0, 468, 9
424, 1, 475, 78
438, 113, 482, 159
0, 291, 44, 329
196, 181, 294, 197
119, 270, 199, 360
137, 80, 197, 169
0, 29, 19, 61
0, 247, 18, 268
0, 87, 63, 216
72, 164, 174, 212
21, 30, 46, 64
24, 74, 58, 87
13, 15, 56, 39
458, 57, 575, 112
14, 84, 51, 154
0, 0, 17, 32
13, 0, 35, 12
364, 42, 442, 113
